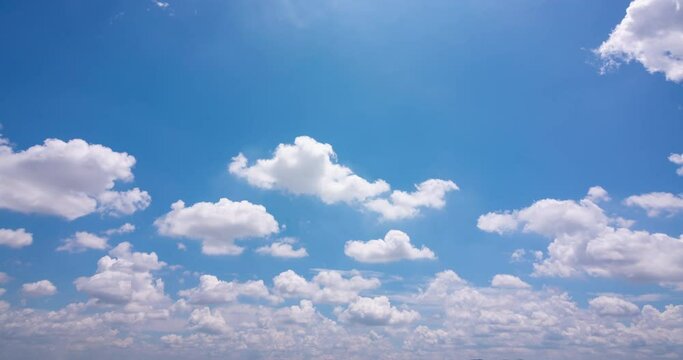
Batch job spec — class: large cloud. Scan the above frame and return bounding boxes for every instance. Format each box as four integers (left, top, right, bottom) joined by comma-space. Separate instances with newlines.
477, 187, 683, 287
344, 230, 436, 263
0, 137, 150, 220
154, 198, 279, 255
229, 136, 456, 220
0, 228, 32, 248
596, 0, 683, 82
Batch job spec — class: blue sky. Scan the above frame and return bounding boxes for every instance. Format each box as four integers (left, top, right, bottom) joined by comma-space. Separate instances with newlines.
1, 0, 683, 359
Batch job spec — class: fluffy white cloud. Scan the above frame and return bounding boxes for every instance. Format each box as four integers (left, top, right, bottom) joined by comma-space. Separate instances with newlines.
596, 0, 683, 82
0, 228, 32, 248
625, 192, 683, 216
21, 280, 57, 297
364, 179, 458, 220
74, 242, 170, 314
256, 238, 308, 258
230, 136, 456, 220
179, 274, 278, 304
491, 274, 531, 289
229, 136, 390, 204
104, 223, 136, 236
337, 296, 419, 326
478, 188, 683, 287
670, 153, 683, 175
57, 231, 108, 253
273, 269, 380, 304
155, 198, 279, 255
589, 295, 640, 316
0, 137, 150, 220
587, 186, 610, 202
187, 307, 230, 334
344, 230, 436, 263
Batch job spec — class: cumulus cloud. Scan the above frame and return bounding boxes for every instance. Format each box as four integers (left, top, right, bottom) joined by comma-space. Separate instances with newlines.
273, 269, 380, 304
0, 137, 150, 220
74, 242, 170, 315
586, 186, 610, 202
256, 238, 308, 258
229, 136, 390, 204
155, 198, 279, 255
491, 274, 531, 289
589, 295, 640, 316
179, 274, 278, 304
187, 307, 230, 334
104, 223, 136, 236
625, 192, 683, 216
596, 0, 683, 82
478, 187, 683, 287
344, 230, 436, 263
670, 153, 683, 175
21, 280, 57, 297
337, 296, 419, 326
229, 136, 456, 220
0, 228, 32, 248
364, 179, 458, 220
57, 231, 108, 253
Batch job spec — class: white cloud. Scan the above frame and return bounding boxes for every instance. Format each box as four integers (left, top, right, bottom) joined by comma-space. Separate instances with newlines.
364, 179, 458, 220
0, 137, 150, 220
104, 223, 136, 236
21, 280, 57, 297
510, 249, 526, 262
589, 295, 640, 316
596, 0, 683, 82
344, 230, 436, 263
229, 136, 390, 204
97, 188, 151, 217
188, 307, 230, 334
155, 198, 279, 255
670, 153, 683, 175
478, 187, 683, 287
491, 274, 531, 289
273, 269, 380, 304
0, 272, 9, 283
625, 192, 683, 216
74, 242, 170, 314
586, 186, 610, 202
256, 238, 308, 258
179, 274, 278, 304
337, 296, 419, 326
0, 228, 32, 248
57, 231, 108, 253
229, 136, 456, 220
0, 288, 5, 297
177, 243, 187, 251
152, 0, 170, 8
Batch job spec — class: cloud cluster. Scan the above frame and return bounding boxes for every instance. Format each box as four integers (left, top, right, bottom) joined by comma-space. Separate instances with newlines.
344, 230, 436, 263
273, 269, 380, 304
0, 137, 150, 220
179, 274, 279, 304
597, 0, 683, 82
478, 188, 683, 287
155, 198, 279, 255
229, 136, 456, 220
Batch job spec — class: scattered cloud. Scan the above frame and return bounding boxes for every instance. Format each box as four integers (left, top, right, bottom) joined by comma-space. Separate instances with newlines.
0, 137, 150, 220
670, 153, 683, 175
21, 280, 57, 297
491, 274, 531, 289
0, 228, 32, 248
104, 223, 136, 236
337, 296, 419, 326
344, 230, 436, 263
155, 198, 279, 255
625, 192, 683, 216
364, 179, 458, 220
256, 238, 308, 258
179, 274, 279, 304
57, 231, 108, 253
273, 269, 380, 304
